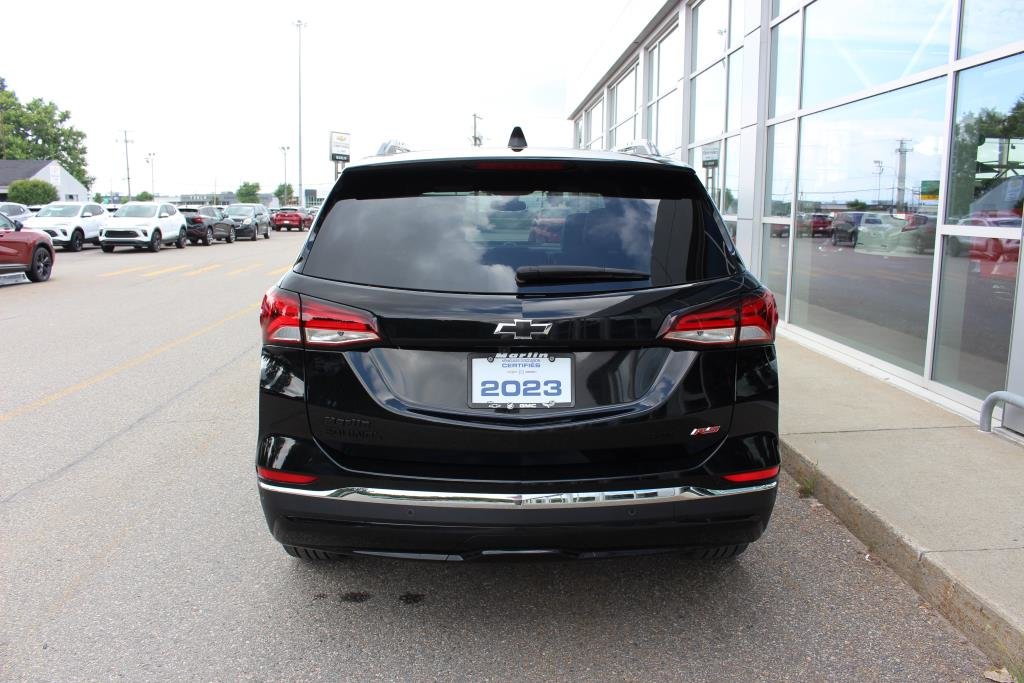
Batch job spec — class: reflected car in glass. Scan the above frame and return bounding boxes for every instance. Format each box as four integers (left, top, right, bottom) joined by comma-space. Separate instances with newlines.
256, 145, 781, 562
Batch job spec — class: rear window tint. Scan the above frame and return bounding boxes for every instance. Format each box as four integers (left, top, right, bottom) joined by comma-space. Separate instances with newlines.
301, 161, 735, 294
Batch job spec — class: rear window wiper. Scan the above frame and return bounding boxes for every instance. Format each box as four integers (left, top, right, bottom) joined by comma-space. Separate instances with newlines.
515, 265, 651, 285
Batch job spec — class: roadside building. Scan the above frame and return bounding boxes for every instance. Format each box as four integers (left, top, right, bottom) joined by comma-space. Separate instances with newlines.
569, 0, 1023, 430
0, 159, 89, 202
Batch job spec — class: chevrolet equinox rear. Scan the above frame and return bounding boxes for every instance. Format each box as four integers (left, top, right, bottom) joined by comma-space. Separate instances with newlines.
257, 140, 780, 561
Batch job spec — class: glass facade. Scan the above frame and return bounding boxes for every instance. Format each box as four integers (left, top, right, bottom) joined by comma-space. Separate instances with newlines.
570, 0, 1023, 411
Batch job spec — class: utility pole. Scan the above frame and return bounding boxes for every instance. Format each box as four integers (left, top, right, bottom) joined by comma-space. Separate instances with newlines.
145, 152, 156, 196
895, 139, 913, 212
873, 160, 884, 206
280, 146, 290, 202
118, 130, 134, 200
472, 113, 483, 147
295, 20, 306, 208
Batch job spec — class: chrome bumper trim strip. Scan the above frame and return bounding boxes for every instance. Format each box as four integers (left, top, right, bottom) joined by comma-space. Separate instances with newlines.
258, 480, 777, 508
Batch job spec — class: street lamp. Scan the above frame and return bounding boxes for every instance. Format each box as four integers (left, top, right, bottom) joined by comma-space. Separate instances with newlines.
280, 146, 290, 202
145, 152, 156, 196
295, 20, 306, 208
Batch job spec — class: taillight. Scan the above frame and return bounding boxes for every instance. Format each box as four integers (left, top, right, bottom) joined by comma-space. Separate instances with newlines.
257, 466, 318, 485
259, 286, 380, 349
722, 466, 780, 483
659, 290, 778, 348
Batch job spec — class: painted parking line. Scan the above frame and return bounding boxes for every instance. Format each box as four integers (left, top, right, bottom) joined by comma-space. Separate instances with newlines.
98, 266, 148, 278
141, 264, 190, 278
226, 263, 264, 276
0, 304, 258, 424
267, 266, 292, 276
183, 264, 223, 277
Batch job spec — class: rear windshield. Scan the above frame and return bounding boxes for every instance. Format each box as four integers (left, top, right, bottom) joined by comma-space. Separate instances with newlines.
301, 162, 735, 294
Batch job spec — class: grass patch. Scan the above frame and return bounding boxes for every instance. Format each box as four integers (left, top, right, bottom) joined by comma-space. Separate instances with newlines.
796, 472, 817, 498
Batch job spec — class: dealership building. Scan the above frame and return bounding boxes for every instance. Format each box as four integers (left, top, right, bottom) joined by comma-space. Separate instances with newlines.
569, 0, 1023, 431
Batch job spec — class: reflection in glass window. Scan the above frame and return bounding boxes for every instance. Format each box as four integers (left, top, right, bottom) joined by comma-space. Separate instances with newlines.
933, 235, 1018, 398
727, 49, 743, 131
650, 28, 682, 98
960, 0, 1024, 59
691, 61, 727, 142
653, 89, 682, 157
802, 0, 952, 109
765, 120, 796, 217
769, 16, 800, 117
761, 223, 790, 314
584, 100, 604, 149
692, 0, 729, 73
691, 141, 723, 208
612, 68, 637, 128
573, 119, 582, 149
729, 0, 745, 49
723, 136, 740, 215
772, 0, 800, 19
789, 78, 947, 374
946, 53, 1024, 227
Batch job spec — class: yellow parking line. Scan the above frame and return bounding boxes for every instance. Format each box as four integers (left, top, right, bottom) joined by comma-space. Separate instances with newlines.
98, 266, 147, 278
226, 262, 263, 276
183, 264, 223, 277
0, 304, 259, 423
141, 264, 190, 278
267, 266, 292, 276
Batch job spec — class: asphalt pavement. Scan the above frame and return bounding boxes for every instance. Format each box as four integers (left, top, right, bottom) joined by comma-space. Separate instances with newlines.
0, 231, 993, 681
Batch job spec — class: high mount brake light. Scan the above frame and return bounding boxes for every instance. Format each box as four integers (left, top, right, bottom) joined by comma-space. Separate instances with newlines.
659, 291, 778, 348
260, 287, 380, 349
474, 161, 566, 171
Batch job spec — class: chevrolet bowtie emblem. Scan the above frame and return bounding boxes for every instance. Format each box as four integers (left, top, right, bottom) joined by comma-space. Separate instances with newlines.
493, 319, 552, 340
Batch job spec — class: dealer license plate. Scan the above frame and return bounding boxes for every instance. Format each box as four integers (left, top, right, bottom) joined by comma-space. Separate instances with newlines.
468, 353, 574, 408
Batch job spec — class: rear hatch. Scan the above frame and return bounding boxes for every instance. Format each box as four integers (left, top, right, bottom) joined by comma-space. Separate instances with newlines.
273, 157, 773, 483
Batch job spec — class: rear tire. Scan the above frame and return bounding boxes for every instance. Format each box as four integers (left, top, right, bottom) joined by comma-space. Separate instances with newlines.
686, 544, 748, 560
282, 545, 343, 561
26, 246, 53, 282
263, 226, 270, 239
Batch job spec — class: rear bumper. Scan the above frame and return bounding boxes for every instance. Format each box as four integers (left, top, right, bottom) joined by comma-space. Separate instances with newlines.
258, 479, 777, 557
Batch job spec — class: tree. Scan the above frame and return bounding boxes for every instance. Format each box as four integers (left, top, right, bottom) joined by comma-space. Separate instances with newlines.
846, 199, 868, 211
93, 192, 103, 203
274, 183, 294, 206
8, 179, 58, 205
135, 191, 154, 201
0, 78, 93, 188
236, 181, 260, 203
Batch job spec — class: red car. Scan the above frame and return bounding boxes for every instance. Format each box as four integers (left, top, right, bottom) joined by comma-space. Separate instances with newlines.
271, 206, 313, 231
0, 212, 54, 283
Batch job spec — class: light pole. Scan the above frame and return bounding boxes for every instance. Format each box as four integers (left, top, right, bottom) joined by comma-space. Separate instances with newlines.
117, 130, 133, 199
295, 20, 306, 208
873, 160, 884, 206
280, 147, 288, 202
145, 152, 156, 196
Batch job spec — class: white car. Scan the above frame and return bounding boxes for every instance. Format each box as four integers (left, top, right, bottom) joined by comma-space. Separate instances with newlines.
0, 202, 33, 225
99, 202, 188, 252
23, 201, 108, 252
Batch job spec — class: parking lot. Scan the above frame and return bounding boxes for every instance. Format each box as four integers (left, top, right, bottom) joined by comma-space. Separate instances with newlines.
0, 228, 993, 680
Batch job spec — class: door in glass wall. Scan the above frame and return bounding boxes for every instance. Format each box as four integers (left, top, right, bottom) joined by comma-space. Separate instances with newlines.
934, 53, 1023, 400
790, 78, 947, 373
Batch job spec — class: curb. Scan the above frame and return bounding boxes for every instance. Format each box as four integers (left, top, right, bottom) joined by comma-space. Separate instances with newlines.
780, 439, 1024, 665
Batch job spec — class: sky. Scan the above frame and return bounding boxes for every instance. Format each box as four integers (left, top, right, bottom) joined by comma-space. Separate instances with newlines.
0, 0, 636, 200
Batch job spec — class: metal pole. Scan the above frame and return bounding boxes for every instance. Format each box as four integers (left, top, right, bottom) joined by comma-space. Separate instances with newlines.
295, 20, 305, 208
145, 152, 156, 196
122, 130, 133, 199
472, 113, 483, 146
280, 146, 289, 201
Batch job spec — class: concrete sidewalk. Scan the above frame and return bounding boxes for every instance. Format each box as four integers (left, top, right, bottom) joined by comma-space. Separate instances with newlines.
776, 335, 1024, 666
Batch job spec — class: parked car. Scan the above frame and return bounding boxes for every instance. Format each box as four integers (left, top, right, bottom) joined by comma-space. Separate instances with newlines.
831, 211, 897, 247
893, 213, 937, 255
271, 206, 313, 231
181, 206, 237, 245
256, 139, 780, 562
22, 201, 107, 252
224, 203, 271, 240
796, 212, 832, 237
0, 202, 33, 224
99, 202, 188, 252
948, 214, 1023, 256
0, 212, 54, 282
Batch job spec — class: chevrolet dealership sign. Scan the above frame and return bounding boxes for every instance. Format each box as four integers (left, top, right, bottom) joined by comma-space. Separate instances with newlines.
330, 132, 351, 162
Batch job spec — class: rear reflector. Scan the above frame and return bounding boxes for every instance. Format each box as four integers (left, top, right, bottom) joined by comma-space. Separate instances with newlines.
260, 287, 380, 349
722, 466, 780, 483
659, 290, 778, 348
257, 466, 318, 484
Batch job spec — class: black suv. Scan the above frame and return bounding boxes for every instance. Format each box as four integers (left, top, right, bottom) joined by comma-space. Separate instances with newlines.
257, 136, 780, 561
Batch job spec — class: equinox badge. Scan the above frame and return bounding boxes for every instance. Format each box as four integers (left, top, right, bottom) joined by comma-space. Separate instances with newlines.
493, 319, 552, 340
